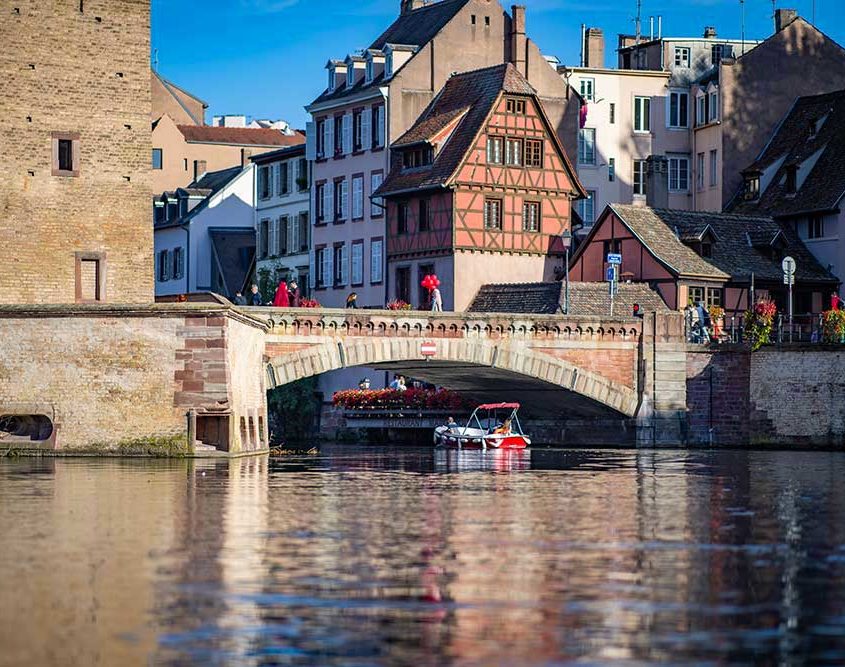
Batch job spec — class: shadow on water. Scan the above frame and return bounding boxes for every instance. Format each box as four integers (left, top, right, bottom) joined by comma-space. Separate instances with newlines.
1, 447, 845, 666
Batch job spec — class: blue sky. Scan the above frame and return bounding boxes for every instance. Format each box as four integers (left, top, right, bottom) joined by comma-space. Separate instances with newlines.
151, 0, 842, 128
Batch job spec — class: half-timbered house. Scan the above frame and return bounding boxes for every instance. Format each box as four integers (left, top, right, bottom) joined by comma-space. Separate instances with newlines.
374, 63, 586, 311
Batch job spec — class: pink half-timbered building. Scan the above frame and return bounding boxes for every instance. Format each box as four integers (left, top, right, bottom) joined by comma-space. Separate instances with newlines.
375, 63, 586, 311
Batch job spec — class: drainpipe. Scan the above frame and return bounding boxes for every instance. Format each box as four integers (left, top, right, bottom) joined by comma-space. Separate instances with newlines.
380, 85, 391, 307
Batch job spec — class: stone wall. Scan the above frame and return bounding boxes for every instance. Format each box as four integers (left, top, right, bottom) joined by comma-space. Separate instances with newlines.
0, 0, 153, 304
0, 305, 268, 455
686, 348, 751, 446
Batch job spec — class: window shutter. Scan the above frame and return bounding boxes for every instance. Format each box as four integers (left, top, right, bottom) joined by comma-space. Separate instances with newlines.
326, 247, 334, 287
325, 117, 334, 156
269, 219, 277, 256
177, 248, 185, 279
343, 113, 352, 155
309, 250, 316, 289
362, 110, 371, 151
305, 121, 316, 161
289, 215, 297, 252
163, 249, 171, 281
340, 245, 349, 286
288, 161, 295, 194
325, 181, 333, 222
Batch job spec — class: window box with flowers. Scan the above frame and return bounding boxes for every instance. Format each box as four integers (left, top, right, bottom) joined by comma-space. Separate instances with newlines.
743, 299, 777, 351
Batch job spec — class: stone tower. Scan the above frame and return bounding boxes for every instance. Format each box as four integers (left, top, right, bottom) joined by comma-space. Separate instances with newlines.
0, 0, 154, 304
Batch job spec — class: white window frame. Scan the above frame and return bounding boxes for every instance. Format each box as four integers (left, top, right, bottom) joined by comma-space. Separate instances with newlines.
674, 46, 691, 68
578, 128, 596, 165
696, 93, 706, 126
579, 78, 595, 102
708, 91, 719, 122
351, 241, 364, 285
709, 150, 718, 187
371, 172, 384, 217
668, 156, 690, 192
633, 159, 647, 197
667, 90, 689, 129
633, 96, 650, 133
365, 59, 373, 83
696, 152, 705, 191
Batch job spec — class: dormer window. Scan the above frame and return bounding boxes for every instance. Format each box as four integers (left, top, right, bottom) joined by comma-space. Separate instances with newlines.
347, 67, 355, 88
402, 145, 433, 170
385, 53, 393, 79
701, 241, 712, 258
328, 67, 335, 92
506, 98, 527, 114
366, 60, 373, 83
744, 173, 760, 200
785, 164, 798, 194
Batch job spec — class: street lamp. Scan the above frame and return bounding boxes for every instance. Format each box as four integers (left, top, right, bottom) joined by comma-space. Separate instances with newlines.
561, 229, 573, 315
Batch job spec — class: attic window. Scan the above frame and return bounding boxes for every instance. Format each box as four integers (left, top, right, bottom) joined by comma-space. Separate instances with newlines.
385, 53, 393, 79
506, 98, 526, 114
365, 60, 373, 83
701, 241, 713, 258
744, 174, 760, 200
347, 67, 355, 88
471, 14, 476, 24
785, 164, 797, 194
327, 67, 335, 92
402, 145, 433, 169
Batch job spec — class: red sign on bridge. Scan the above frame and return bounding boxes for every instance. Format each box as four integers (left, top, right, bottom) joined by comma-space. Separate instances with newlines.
420, 341, 437, 357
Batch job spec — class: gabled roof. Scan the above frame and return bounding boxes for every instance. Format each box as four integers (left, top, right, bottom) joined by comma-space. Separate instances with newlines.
249, 143, 307, 165
152, 70, 208, 126
374, 63, 584, 198
583, 205, 835, 284
468, 281, 670, 316
309, 0, 471, 107
177, 125, 306, 147
729, 89, 845, 217
209, 228, 256, 298
154, 166, 245, 229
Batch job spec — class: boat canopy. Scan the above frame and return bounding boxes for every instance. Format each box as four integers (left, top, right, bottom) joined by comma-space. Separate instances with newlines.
475, 403, 521, 410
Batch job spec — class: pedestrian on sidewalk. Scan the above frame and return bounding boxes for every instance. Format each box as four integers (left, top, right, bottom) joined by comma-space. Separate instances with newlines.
346, 292, 358, 309
430, 286, 443, 312
288, 279, 301, 307
248, 284, 263, 306
272, 279, 290, 307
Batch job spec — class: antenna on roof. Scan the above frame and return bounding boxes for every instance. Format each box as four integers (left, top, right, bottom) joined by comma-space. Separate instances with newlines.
635, 0, 642, 44
152, 48, 159, 72
740, 0, 745, 54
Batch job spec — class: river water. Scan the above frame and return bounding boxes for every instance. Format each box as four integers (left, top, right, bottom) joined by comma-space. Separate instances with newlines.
1, 447, 844, 666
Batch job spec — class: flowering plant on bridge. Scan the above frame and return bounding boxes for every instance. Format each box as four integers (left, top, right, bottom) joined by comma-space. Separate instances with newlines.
821, 309, 845, 343
299, 298, 321, 309
386, 299, 412, 311
744, 299, 777, 351
333, 388, 468, 411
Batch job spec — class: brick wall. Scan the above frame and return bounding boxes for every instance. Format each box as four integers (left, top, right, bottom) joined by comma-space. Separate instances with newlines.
0, 0, 153, 304
686, 348, 750, 446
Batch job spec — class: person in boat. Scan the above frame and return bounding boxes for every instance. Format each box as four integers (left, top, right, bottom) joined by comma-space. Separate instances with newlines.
445, 417, 458, 432
493, 419, 512, 435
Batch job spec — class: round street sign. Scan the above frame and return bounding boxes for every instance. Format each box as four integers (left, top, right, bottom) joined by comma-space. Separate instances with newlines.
782, 256, 796, 275
420, 341, 437, 357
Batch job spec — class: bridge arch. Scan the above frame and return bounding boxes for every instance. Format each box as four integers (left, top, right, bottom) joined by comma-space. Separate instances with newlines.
265, 337, 639, 417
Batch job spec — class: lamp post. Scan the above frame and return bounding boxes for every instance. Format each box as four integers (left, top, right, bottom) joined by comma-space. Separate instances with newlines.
561, 229, 573, 314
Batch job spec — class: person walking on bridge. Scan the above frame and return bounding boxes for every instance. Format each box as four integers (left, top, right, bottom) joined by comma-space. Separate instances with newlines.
430, 286, 443, 312
272, 279, 290, 308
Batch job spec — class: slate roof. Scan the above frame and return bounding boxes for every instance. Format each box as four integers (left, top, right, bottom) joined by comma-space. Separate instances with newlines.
177, 125, 306, 147
309, 0, 471, 107
154, 166, 244, 229
468, 281, 671, 316
729, 89, 845, 217
605, 205, 836, 284
249, 143, 306, 165
375, 63, 582, 198
209, 229, 255, 298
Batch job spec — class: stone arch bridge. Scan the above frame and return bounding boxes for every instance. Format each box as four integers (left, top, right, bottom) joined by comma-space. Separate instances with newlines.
258, 308, 687, 446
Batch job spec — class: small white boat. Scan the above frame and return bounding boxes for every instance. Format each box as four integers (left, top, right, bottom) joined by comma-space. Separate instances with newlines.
434, 403, 531, 450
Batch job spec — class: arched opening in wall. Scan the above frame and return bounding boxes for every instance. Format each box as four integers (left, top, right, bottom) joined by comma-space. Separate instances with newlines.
0, 415, 54, 442
196, 415, 229, 452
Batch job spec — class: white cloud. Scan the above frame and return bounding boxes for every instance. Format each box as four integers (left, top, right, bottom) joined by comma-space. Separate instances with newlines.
239, 0, 300, 14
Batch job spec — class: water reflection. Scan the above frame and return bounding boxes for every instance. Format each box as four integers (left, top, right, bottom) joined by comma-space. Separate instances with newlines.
1, 448, 844, 666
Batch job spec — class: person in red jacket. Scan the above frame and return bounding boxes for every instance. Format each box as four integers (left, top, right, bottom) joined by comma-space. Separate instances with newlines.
272, 279, 290, 307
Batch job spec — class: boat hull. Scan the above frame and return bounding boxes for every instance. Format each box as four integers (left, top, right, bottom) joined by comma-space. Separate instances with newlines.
434, 427, 530, 450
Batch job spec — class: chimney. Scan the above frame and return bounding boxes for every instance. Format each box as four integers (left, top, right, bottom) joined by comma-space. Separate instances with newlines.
645, 155, 669, 209
193, 159, 207, 182
583, 27, 605, 68
703, 26, 717, 38
775, 8, 797, 31
510, 5, 527, 76
400, 0, 425, 14
241, 148, 255, 167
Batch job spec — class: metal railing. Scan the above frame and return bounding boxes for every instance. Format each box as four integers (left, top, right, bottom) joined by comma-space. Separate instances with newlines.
685, 312, 837, 346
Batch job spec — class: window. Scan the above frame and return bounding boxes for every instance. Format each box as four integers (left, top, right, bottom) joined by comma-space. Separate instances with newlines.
328, 67, 335, 92
708, 91, 719, 122
385, 53, 393, 79
700, 241, 712, 258
352, 175, 364, 220
316, 183, 326, 222
669, 156, 690, 191
398, 202, 409, 234
418, 264, 436, 307
525, 139, 543, 167
785, 165, 798, 194
696, 152, 705, 190
365, 59, 373, 83
298, 212, 310, 252
258, 165, 272, 199
278, 216, 288, 255
486, 136, 503, 164
603, 239, 621, 258
523, 201, 540, 232
711, 44, 725, 65
316, 118, 326, 158
371, 172, 384, 217
372, 105, 384, 148
152, 148, 163, 170
808, 215, 825, 239
166, 200, 177, 221
668, 91, 689, 128
609, 103, 616, 124
279, 161, 289, 196
608, 157, 615, 182
157, 250, 170, 282
316, 247, 329, 288
505, 138, 523, 166
578, 128, 596, 164
297, 158, 309, 191
697, 95, 706, 126
706, 287, 722, 307
346, 66, 355, 88
402, 146, 433, 169
709, 150, 718, 187
334, 114, 343, 155
334, 178, 347, 220
484, 198, 503, 230
371, 239, 383, 283
259, 220, 270, 258
688, 286, 705, 306
506, 98, 526, 114
633, 161, 647, 196
333, 244, 348, 286
351, 241, 364, 286
632, 96, 651, 134
674, 46, 691, 68
744, 174, 760, 200
353, 110, 363, 151
419, 199, 431, 232
171, 247, 184, 279
396, 267, 411, 304
76, 256, 102, 302
578, 190, 595, 224
52, 132, 79, 176
579, 78, 595, 102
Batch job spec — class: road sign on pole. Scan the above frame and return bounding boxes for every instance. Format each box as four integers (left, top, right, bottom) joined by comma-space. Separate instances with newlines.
607, 253, 623, 265
782, 256, 796, 276
782, 256, 796, 336
420, 341, 437, 358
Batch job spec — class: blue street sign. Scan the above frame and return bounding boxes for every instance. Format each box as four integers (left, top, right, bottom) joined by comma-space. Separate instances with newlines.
606, 266, 616, 282
607, 253, 622, 265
